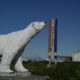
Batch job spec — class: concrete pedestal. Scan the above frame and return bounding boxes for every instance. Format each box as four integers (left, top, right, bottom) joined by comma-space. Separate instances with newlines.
0, 72, 51, 80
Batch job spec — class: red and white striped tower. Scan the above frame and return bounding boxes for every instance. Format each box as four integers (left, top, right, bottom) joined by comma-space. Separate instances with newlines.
48, 19, 57, 59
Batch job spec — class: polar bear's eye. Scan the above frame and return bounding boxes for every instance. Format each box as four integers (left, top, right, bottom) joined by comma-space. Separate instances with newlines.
32, 23, 34, 27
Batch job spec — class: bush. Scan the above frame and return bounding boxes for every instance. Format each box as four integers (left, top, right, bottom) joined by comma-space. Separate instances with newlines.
23, 61, 80, 80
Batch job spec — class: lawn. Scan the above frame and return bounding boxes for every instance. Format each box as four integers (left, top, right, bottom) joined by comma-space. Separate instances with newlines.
22, 61, 80, 80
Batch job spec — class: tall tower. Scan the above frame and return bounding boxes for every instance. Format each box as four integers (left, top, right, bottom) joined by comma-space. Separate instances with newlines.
48, 19, 57, 59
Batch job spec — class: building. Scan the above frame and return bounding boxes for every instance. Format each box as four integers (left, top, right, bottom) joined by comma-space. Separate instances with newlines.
72, 51, 80, 62
53, 55, 72, 62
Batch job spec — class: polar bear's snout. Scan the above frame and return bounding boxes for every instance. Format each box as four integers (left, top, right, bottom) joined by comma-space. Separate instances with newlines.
41, 21, 46, 26
41, 21, 46, 25
39, 21, 46, 30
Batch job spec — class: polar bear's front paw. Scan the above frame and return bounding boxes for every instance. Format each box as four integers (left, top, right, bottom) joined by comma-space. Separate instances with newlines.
21, 68, 29, 72
0, 68, 14, 73
15, 67, 29, 72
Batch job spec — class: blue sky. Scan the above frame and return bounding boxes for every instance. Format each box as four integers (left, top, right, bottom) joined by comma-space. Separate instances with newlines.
0, 0, 80, 58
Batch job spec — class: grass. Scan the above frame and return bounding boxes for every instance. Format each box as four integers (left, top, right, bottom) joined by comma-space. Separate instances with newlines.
22, 61, 80, 80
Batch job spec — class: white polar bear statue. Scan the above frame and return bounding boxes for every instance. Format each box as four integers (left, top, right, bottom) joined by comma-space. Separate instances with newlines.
0, 21, 46, 73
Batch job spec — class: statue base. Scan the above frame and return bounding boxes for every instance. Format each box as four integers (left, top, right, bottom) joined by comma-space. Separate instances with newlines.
0, 72, 51, 80
0, 71, 31, 77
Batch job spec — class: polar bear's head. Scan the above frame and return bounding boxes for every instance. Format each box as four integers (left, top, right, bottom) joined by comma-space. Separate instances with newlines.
30, 21, 46, 31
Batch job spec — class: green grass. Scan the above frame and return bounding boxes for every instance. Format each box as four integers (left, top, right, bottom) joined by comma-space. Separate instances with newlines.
22, 61, 80, 80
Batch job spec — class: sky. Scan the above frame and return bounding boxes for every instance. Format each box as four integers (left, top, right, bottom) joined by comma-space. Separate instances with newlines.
0, 0, 80, 59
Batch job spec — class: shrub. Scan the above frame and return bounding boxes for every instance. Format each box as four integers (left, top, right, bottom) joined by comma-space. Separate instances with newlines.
22, 61, 80, 80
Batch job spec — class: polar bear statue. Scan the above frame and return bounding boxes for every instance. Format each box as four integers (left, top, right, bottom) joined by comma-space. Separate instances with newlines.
0, 21, 46, 73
